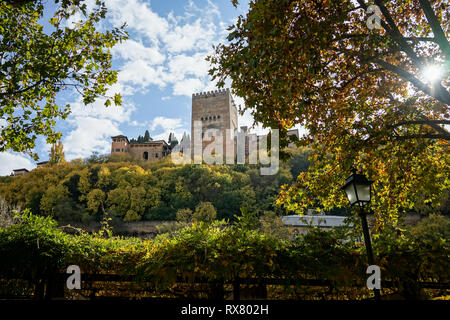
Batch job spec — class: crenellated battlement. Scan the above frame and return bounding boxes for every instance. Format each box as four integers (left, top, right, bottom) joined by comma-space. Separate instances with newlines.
192, 88, 230, 99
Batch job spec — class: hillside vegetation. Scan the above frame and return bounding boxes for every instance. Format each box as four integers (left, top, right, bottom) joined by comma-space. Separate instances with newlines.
0, 148, 311, 224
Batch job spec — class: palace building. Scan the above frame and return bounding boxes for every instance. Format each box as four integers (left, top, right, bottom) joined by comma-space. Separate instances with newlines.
111, 134, 171, 161
110, 88, 298, 163
111, 88, 239, 162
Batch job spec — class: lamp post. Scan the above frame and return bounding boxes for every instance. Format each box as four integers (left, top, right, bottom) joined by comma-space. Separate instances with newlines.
341, 168, 381, 300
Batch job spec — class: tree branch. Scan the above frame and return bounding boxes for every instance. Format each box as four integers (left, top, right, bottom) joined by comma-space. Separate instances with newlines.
395, 134, 450, 140
339, 68, 384, 89
373, 59, 450, 105
388, 119, 450, 140
395, 103, 450, 137
389, 119, 450, 127
415, 114, 450, 138
404, 37, 440, 43
417, 0, 450, 58
0, 80, 44, 97
373, 0, 424, 69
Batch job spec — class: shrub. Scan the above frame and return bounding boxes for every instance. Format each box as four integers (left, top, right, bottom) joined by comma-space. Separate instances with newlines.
192, 202, 217, 223
0, 211, 448, 300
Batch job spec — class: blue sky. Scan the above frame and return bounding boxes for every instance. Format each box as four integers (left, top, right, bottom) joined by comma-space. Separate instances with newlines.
0, 0, 302, 175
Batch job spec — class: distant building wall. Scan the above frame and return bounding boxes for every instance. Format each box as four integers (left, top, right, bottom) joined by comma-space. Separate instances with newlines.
283, 213, 422, 236
287, 129, 299, 148
128, 141, 169, 161
36, 161, 49, 168
111, 135, 170, 162
13, 169, 29, 176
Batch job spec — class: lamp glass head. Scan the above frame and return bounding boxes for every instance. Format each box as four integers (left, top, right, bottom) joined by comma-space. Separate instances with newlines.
342, 170, 372, 207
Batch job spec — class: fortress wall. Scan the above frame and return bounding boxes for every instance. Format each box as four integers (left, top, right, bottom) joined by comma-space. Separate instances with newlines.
128, 143, 166, 161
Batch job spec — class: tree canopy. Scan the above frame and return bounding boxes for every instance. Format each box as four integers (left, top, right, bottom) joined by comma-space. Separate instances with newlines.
129, 130, 154, 143
209, 0, 450, 226
48, 140, 65, 165
0, 0, 127, 159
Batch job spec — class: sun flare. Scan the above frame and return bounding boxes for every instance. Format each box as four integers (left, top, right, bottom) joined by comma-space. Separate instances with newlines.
422, 64, 444, 83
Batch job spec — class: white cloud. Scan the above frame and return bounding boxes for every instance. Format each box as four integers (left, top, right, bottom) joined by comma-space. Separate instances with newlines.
173, 78, 205, 96
129, 120, 149, 127
118, 60, 167, 89
63, 117, 122, 159
152, 129, 187, 142
104, 0, 220, 96
107, 0, 169, 44
167, 53, 210, 80
61, 81, 136, 159
150, 117, 183, 132
0, 152, 35, 176
38, 137, 52, 156
61, 80, 137, 160
163, 19, 217, 53
235, 95, 307, 137
112, 39, 165, 65
240, 109, 270, 136
69, 98, 135, 123
149, 117, 188, 142
64, 0, 223, 97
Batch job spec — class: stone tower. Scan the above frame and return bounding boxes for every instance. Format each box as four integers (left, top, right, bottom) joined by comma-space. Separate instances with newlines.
191, 88, 238, 158
111, 135, 129, 153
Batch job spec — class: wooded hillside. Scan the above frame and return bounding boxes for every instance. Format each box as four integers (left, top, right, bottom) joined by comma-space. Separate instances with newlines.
0, 148, 312, 224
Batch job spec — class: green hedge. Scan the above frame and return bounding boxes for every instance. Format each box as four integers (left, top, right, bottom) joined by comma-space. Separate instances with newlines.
0, 211, 449, 299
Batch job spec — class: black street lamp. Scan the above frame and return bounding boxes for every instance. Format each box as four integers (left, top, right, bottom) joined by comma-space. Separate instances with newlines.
341, 168, 381, 300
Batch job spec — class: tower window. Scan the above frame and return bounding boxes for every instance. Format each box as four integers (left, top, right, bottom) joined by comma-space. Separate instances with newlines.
217, 115, 220, 119
115, 148, 120, 152
155, 153, 158, 158
143, 151, 148, 160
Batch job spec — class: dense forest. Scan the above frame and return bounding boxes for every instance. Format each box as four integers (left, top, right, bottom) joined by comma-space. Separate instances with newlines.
0, 148, 313, 225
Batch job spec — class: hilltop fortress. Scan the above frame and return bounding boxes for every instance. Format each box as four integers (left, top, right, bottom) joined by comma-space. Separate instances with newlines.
111, 88, 239, 162
111, 88, 298, 163
11, 89, 298, 176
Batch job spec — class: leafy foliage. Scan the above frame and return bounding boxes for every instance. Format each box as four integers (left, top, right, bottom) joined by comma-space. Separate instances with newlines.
0, 152, 307, 223
0, 211, 448, 299
129, 130, 154, 143
209, 0, 450, 227
192, 202, 217, 223
49, 141, 65, 165
0, 0, 128, 158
